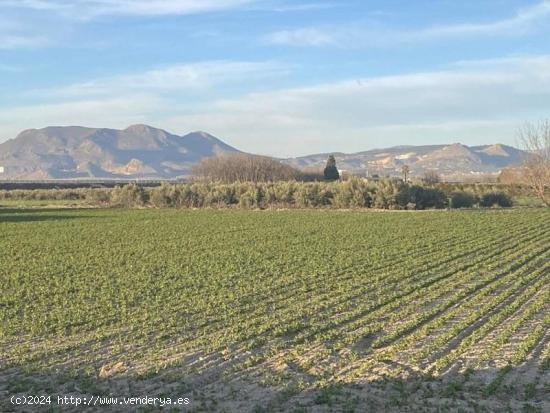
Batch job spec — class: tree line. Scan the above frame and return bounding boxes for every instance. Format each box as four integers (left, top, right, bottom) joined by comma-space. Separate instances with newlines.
0, 179, 516, 210
193, 153, 304, 182
193, 152, 346, 182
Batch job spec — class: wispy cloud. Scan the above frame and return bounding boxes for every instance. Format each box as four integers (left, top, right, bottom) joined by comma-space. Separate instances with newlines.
0, 0, 262, 49
0, 1, 335, 49
159, 55, 550, 155
3, 0, 336, 16
3, 55, 548, 155
0, 95, 164, 140
0, 16, 49, 49
265, 0, 550, 47
37, 60, 289, 98
266, 28, 336, 47
412, 0, 550, 38
0, 59, 289, 139
262, 2, 337, 13
2, 0, 258, 18
0, 34, 47, 49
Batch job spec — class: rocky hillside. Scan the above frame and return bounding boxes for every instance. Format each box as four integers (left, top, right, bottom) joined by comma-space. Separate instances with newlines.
284, 143, 528, 180
0, 125, 240, 179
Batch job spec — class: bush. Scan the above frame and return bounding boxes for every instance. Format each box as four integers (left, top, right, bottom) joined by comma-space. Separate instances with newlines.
110, 184, 148, 208
479, 192, 513, 208
449, 191, 477, 209
396, 185, 447, 210
150, 183, 175, 208
238, 184, 264, 209
294, 182, 332, 208
263, 181, 297, 207
85, 189, 111, 205
372, 179, 405, 209
331, 178, 372, 208
1, 181, 520, 210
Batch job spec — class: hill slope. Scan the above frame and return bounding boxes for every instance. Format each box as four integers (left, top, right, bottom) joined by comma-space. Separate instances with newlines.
0, 125, 240, 179
284, 143, 527, 180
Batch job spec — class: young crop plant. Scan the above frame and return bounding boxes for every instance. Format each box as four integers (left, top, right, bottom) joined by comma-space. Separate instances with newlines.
0, 208, 549, 412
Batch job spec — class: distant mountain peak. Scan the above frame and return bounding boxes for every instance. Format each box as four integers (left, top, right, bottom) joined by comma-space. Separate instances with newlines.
124, 124, 170, 135
195, 130, 210, 136
428, 143, 478, 159
187, 131, 218, 140
0, 125, 240, 179
284, 142, 528, 181
125, 123, 153, 130
477, 143, 510, 157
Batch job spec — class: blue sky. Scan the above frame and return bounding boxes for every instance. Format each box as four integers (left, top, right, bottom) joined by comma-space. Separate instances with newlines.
1, 0, 550, 156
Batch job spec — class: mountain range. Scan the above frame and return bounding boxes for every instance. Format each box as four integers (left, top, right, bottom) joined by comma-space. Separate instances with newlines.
285, 143, 527, 181
0, 125, 239, 179
0, 125, 528, 180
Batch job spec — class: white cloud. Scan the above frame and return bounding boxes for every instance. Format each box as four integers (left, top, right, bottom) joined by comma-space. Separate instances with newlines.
265, 28, 336, 47
0, 16, 48, 49
413, 0, 550, 38
263, 2, 337, 12
3, 0, 337, 16
0, 34, 47, 49
265, 0, 550, 47
0, 0, 260, 49
35, 60, 289, 98
2, 0, 257, 18
0, 95, 164, 140
2, 55, 550, 156
159, 55, 550, 156
0, 60, 288, 139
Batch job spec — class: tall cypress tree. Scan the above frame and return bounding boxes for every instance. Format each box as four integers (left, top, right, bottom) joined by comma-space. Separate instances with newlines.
324, 155, 340, 181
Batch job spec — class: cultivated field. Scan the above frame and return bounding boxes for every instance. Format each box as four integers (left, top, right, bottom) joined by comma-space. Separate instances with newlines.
0, 208, 549, 412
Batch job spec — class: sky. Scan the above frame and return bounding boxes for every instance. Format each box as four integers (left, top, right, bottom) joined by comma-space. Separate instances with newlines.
1, 0, 550, 157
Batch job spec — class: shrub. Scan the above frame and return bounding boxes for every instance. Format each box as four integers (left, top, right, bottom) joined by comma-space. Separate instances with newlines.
449, 191, 477, 209
85, 189, 111, 205
110, 184, 148, 208
294, 183, 332, 208
238, 185, 264, 209
331, 178, 372, 208
263, 181, 297, 207
150, 183, 175, 208
396, 185, 447, 210
479, 192, 513, 208
1, 181, 519, 210
372, 179, 404, 209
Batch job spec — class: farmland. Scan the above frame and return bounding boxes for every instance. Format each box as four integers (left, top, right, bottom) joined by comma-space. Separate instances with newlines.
0, 208, 549, 412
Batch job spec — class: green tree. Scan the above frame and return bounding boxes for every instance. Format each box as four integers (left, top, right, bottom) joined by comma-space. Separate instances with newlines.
324, 155, 340, 181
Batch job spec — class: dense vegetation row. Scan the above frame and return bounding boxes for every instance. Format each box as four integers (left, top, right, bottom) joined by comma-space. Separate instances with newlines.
0, 179, 523, 209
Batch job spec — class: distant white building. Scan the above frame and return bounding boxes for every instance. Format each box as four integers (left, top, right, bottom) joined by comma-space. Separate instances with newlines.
338, 169, 350, 180
0, 166, 4, 174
